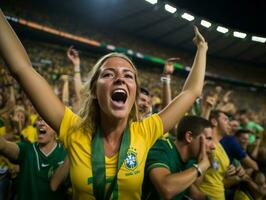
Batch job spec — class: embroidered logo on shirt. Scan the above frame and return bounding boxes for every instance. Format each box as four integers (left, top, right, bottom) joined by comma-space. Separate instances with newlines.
212, 160, 220, 171
124, 147, 138, 171
41, 163, 50, 168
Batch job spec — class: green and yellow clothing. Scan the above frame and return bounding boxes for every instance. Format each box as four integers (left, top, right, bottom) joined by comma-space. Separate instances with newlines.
0, 118, 6, 137
0, 120, 12, 176
0, 127, 5, 137
240, 121, 264, 144
199, 143, 230, 200
16, 141, 67, 200
162, 131, 176, 142
59, 107, 164, 200
0, 156, 10, 175
29, 113, 38, 126
233, 190, 251, 200
21, 125, 37, 143
142, 137, 194, 200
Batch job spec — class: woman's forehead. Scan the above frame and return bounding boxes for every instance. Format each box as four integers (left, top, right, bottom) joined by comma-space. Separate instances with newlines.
101, 57, 135, 71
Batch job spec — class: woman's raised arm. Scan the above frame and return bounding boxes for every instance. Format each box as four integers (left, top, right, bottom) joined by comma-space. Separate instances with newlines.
159, 26, 208, 133
0, 10, 64, 132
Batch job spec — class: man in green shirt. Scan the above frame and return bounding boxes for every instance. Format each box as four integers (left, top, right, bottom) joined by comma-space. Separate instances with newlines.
0, 118, 67, 200
238, 109, 264, 144
142, 116, 215, 200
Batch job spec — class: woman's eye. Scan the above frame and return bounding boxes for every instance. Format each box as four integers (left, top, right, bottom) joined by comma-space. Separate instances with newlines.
125, 74, 134, 79
103, 73, 113, 78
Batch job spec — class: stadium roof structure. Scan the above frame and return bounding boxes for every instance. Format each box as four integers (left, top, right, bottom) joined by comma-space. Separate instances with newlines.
61, 0, 265, 66
3, 0, 266, 67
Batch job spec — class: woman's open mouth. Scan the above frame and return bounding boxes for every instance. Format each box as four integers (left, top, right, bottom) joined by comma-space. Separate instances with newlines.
111, 89, 127, 107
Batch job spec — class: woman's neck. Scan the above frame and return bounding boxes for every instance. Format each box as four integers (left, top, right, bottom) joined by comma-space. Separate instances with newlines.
101, 114, 128, 137
100, 114, 128, 157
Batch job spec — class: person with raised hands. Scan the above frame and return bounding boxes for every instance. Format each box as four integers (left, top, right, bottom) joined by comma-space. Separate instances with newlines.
67, 46, 82, 103
161, 57, 179, 108
0, 8, 208, 199
160, 57, 180, 140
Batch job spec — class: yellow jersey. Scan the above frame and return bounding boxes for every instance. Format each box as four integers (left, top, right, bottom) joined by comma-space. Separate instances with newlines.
199, 143, 230, 200
59, 107, 164, 200
0, 126, 6, 136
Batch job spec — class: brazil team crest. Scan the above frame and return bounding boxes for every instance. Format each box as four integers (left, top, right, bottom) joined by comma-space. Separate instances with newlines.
124, 147, 138, 171
212, 159, 220, 171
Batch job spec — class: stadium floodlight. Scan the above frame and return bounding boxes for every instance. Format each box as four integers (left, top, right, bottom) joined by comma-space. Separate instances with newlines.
216, 26, 229, 34
164, 4, 177, 13
181, 13, 195, 21
233, 31, 247, 39
6, 15, 18, 22
144, 0, 157, 5
136, 52, 144, 58
251, 36, 266, 43
127, 49, 134, 55
200, 20, 211, 28
106, 44, 115, 51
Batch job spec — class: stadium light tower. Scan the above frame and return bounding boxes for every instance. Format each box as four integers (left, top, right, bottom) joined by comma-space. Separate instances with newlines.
233, 31, 247, 39
181, 13, 195, 21
216, 26, 229, 34
164, 4, 177, 13
144, 0, 157, 5
251, 36, 266, 43
200, 20, 211, 28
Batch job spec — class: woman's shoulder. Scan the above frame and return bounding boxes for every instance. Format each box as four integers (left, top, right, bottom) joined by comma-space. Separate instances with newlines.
63, 107, 81, 122
130, 113, 163, 137
131, 113, 161, 126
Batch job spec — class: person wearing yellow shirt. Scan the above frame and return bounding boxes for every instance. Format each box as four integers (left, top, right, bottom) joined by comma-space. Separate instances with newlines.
0, 9, 208, 199
50, 87, 153, 196
199, 110, 232, 199
50, 53, 153, 195
0, 118, 5, 136
11, 106, 37, 143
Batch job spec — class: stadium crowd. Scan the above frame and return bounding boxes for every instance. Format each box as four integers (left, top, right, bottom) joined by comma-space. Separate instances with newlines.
0, 3, 265, 200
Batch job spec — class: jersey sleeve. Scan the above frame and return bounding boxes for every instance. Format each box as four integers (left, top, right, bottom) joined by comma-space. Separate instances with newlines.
146, 139, 171, 173
132, 114, 164, 148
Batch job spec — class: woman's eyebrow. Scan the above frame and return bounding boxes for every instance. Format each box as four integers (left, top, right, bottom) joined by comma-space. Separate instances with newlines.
101, 67, 135, 74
